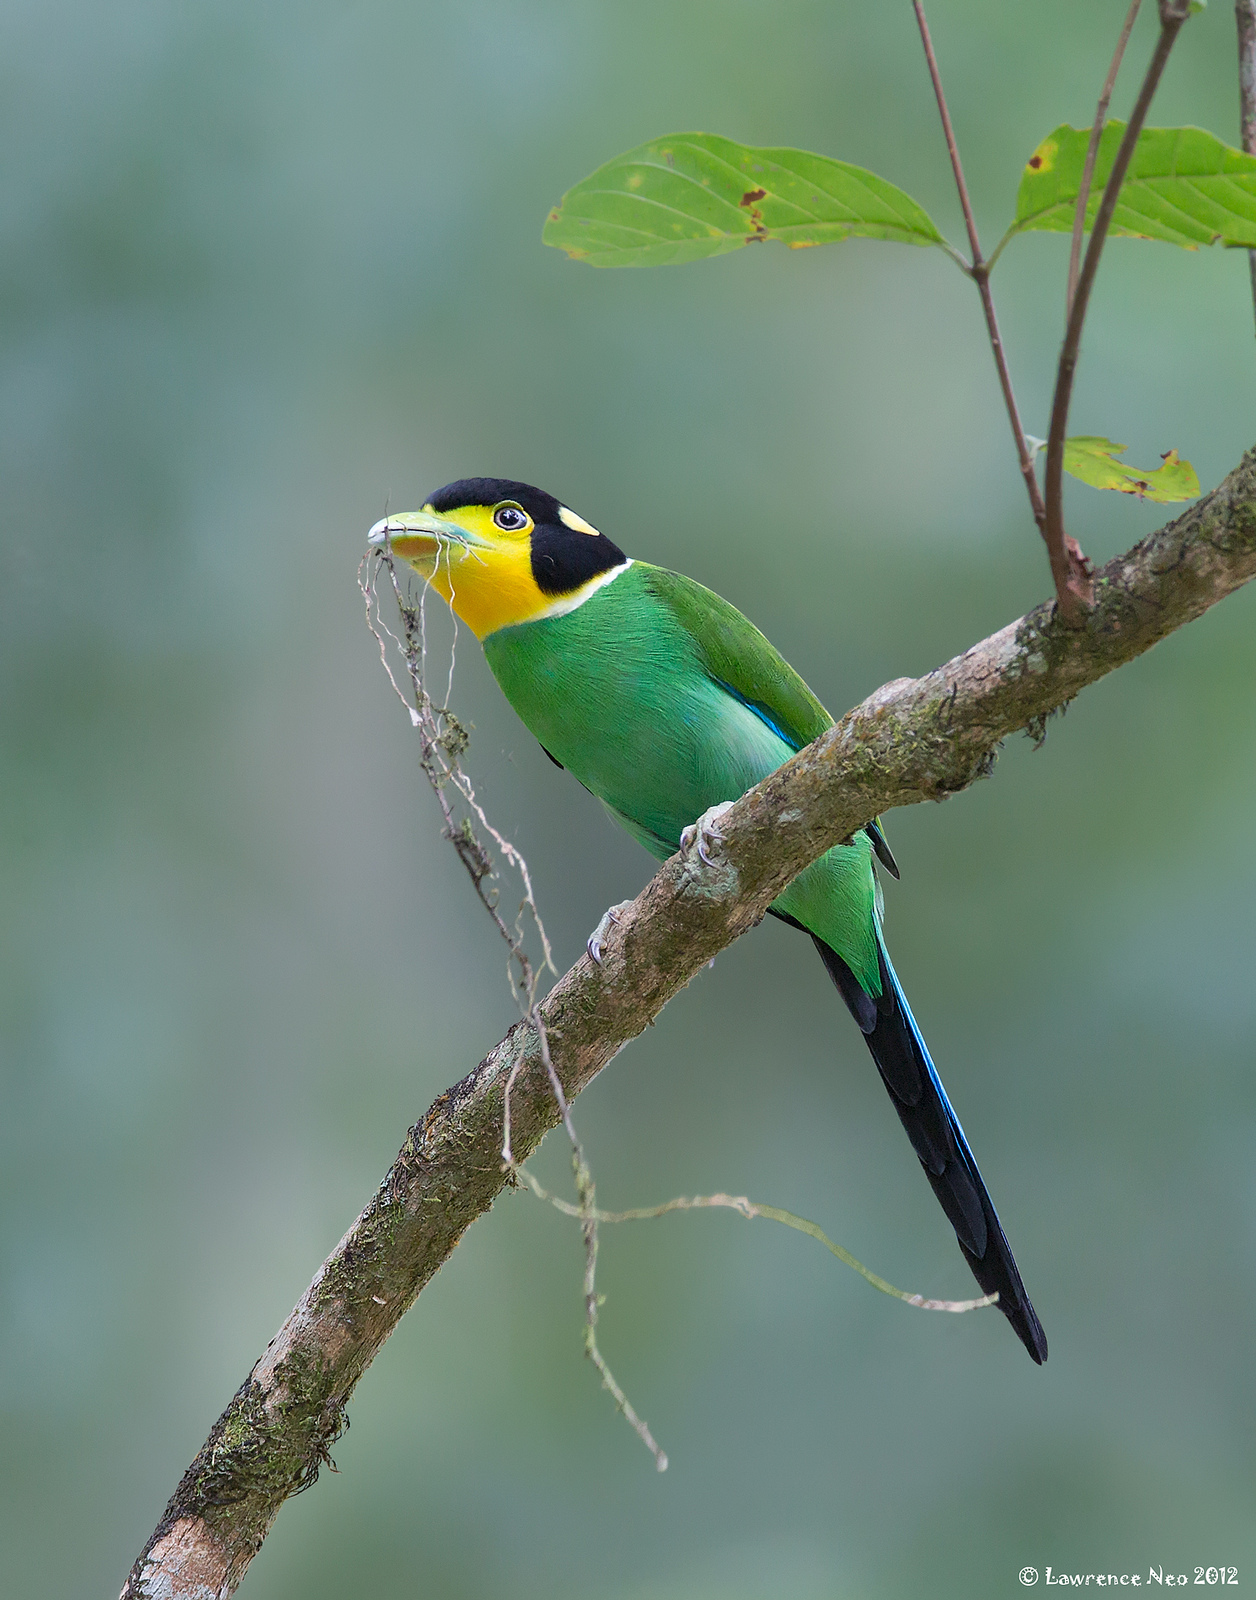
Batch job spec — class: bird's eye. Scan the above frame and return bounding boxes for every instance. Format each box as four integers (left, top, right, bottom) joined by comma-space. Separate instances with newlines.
493, 504, 529, 532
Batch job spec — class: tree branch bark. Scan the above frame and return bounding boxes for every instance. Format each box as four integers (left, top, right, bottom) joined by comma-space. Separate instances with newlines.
122, 446, 1256, 1599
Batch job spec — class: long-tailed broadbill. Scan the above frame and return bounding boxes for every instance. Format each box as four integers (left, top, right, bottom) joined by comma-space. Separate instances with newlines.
369, 478, 1047, 1363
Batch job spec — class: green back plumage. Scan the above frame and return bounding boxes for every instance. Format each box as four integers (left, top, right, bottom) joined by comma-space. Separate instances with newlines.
483, 561, 880, 993
640, 565, 833, 751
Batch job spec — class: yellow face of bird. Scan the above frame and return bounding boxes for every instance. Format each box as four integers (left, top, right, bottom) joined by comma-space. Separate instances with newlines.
367, 478, 627, 640
373, 500, 535, 641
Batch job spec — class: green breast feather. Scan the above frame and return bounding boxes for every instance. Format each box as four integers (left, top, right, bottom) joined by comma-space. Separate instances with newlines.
483, 561, 883, 994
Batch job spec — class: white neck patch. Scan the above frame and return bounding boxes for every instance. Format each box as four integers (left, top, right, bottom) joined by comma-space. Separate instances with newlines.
534, 559, 632, 622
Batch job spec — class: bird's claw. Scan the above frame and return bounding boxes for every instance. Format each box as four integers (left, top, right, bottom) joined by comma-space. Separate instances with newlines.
679, 801, 736, 868
587, 900, 633, 965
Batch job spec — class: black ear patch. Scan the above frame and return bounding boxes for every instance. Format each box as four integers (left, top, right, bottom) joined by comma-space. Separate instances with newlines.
530, 517, 626, 595
424, 477, 626, 598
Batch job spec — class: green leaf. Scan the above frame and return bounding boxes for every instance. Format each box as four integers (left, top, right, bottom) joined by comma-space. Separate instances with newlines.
543, 133, 944, 267
1012, 123, 1256, 248
1063, 437, 1201, 503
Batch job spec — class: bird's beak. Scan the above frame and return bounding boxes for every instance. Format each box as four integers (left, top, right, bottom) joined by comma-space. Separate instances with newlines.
366, 508, 490, 562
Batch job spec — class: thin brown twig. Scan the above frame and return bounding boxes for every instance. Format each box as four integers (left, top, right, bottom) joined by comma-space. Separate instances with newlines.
360, 549, 554, 985
1044, 0, 1195, 621
1237, 0, 1256, 332
528, 1003, 668, 1470
360, 545, 666, 1470
911, 0, 981, 268
911, 0, 1047, 533
1067, 0, 1144, 321
513, 1167, 996, 1313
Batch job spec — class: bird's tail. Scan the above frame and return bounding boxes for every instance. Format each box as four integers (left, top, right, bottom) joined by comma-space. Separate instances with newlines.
811, 930, 1048, 1364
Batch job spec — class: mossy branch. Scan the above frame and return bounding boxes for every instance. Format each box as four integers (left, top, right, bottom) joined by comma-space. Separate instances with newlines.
121, 446, 1256, 1599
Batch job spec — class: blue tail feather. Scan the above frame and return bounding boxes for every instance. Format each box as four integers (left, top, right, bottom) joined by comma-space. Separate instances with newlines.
809, 925, 1047, 1364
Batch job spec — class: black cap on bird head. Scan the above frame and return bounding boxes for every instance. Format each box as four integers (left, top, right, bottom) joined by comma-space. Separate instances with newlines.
427, 477, 626, 596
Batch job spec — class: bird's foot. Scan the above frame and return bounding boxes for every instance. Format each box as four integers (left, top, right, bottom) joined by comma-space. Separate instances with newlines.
679, 801, 736, 868
587, 900, 634, 965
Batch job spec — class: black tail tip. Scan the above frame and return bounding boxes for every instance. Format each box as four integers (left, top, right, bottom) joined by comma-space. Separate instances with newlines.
962, 1241, 1048, 1364
1007, 1300, 1048, 1365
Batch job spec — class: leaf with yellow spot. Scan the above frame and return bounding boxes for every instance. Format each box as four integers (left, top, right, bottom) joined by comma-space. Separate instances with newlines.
1063, 437, 1201, 503
542, 132, 944, 267
1011, 124, 1256, 249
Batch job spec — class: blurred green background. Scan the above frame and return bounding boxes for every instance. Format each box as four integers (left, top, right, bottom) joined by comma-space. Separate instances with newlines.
3, 1, 1255, 1594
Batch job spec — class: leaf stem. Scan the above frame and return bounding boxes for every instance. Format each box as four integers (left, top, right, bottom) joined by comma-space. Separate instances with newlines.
911, 0, 1047, 532
983, 225, 1018, 275
1237, 0, 1256, 333
939, 238, 977, 276
1044, 0, 1194, 621
1067, 0, 1143, 323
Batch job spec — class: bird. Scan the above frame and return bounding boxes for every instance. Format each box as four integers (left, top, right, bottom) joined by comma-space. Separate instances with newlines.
368, 477, 1047, 1363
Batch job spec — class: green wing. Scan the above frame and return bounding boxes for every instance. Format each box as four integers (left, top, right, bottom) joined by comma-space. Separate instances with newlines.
638, 563, 833, 750
639, 563, 900, 878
